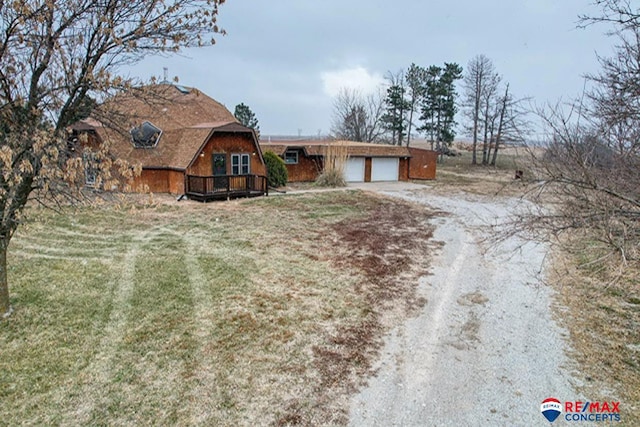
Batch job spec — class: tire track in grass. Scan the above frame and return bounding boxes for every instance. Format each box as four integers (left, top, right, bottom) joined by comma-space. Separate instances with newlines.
182, 235, 219, 425
63, 241, 140, 425
70, 226, 199, 424
11, 226, 124, 262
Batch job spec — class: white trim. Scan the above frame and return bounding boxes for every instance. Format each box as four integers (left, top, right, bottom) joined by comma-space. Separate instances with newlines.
231, 153, 251, 175
284, 150, 299, 164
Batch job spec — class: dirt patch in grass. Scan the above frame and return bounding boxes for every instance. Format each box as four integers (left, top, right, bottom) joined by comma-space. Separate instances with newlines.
332, 200, 433, 309
549, 249, 640, 424
278, 197, 436, 425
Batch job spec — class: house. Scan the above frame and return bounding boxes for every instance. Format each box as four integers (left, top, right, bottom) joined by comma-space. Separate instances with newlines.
259, 140, 438, 182
70, 84, 267, 201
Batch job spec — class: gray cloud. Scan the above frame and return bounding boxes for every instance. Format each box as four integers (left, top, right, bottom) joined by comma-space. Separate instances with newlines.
133, 0, 614, 135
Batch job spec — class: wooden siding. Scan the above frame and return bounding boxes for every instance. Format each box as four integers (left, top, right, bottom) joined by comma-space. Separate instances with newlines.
408, 148, 438, 180
129, 169, 185, 194
364, 158, 372, 182
74, 131, 187, 194
168, 170, 185, 194
282, 151, 322, 182
399, 158, 410, 181
188, 132, 266, 177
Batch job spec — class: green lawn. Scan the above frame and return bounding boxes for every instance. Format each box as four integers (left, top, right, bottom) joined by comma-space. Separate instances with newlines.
0, 191, 434, 426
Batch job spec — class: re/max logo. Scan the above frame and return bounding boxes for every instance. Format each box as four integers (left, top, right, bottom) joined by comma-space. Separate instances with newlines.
565, 401, 620, 413
563, 401, 621, 423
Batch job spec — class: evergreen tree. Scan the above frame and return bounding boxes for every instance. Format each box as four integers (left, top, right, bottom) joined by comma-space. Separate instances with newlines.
405, 64, 427, 146
234, 103, 260, 137
418, 63, 463, 152
382, 83, 410, 145
418, 65, 442, 149
439, 63, 464, 146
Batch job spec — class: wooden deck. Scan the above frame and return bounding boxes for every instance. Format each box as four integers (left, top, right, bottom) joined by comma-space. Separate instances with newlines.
185, 174, 268, 202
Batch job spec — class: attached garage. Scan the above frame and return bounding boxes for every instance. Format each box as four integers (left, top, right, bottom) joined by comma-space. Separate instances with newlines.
258, 140, 417, 183
345, 157, 365, 182
371, 157, 400, 181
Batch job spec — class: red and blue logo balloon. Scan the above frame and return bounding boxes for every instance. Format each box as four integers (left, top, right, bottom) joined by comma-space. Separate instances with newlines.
541, 397, 562, 422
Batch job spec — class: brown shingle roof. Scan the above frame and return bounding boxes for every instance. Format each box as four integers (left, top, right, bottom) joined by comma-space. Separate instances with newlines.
99, 84, 237, 130
260, 140, 411, 158
72, 84, 259, 170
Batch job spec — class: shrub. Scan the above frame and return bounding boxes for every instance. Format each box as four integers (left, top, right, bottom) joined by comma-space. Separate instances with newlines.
315, 168, 346, 187
264, 151, 288, 187
315, 142, 348, 187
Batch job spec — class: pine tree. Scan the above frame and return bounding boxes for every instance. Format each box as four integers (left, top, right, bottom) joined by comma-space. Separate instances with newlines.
234, 103, 260, 137
382, 83, 410, 145
405, 64, 427, 146
439, 63, 464, 148
418, 63, 463, 153
418, 65, 443, 150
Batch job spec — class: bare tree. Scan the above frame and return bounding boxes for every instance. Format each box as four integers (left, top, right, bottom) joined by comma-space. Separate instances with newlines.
330, 88, 386, 143
579, 1, 640, 156
489, 84, 510, 166
579, 0, 640, 29
463, 55, 499, 164
479, 71, 502, 165
487, 84, 531, 165
516, 0, 640, 270
0, 0, 226, 318
520, 104, 639, 267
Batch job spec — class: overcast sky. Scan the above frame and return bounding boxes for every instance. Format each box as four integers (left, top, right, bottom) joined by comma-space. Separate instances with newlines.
134, 0, 615, 137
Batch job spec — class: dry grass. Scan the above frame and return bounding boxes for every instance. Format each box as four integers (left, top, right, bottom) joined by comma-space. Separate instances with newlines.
549, 246, 640, 425
315, 143, 348, 187
0, 191, 435, 426
420, 148, 532, 197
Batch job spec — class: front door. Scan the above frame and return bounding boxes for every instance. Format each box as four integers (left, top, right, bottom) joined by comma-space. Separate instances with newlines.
212, 153, 226, 176
212, 153, 228, 191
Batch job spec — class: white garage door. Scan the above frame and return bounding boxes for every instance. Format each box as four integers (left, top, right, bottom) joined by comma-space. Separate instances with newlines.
345, 157, 365, 182
371, 157, 399, 181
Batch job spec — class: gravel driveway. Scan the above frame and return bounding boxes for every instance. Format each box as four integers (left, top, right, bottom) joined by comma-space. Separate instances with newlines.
348, 184, 577, 426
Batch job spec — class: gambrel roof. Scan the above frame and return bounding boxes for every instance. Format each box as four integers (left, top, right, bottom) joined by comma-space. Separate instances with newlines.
71, 84, 261, 170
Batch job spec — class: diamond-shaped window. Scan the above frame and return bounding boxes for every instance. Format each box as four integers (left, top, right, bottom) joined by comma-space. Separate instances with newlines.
130, 121, 162, 148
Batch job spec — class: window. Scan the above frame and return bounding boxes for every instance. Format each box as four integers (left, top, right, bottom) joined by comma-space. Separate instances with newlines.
231, 154, 250, 175
130, 121, 162, 148
284, 150, 298, 164
83, 152, 97, 186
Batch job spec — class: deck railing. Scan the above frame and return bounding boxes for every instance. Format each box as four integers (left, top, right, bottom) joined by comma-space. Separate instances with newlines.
185, 174, 268, 201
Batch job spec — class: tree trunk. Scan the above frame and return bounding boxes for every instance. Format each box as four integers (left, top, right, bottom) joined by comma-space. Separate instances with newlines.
490, 138, 500, 166
407, 102, 415, 147
0, 238, 10, 318
472, 75, 481, 165
487, 123, 495, 163
491, 85, 509, 166
397, 104, 403, 146
482, 108, 490, 165
407, 107, 413, 147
